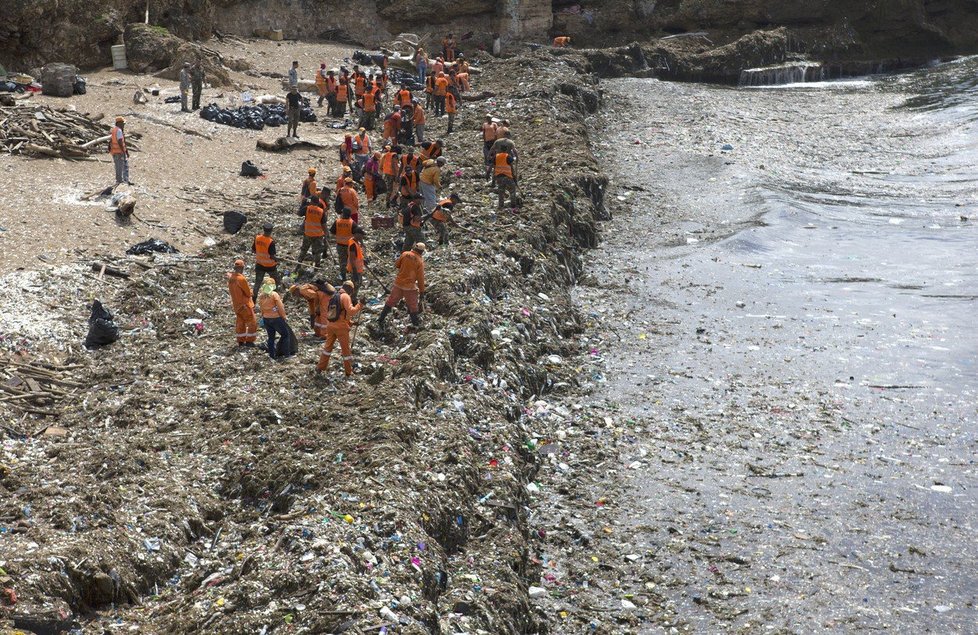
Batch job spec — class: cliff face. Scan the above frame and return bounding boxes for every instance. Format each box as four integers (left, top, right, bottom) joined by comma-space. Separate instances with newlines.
2, 0, 978, 72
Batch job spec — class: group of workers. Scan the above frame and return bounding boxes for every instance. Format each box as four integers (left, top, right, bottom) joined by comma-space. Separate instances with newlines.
179, 43, 497, 379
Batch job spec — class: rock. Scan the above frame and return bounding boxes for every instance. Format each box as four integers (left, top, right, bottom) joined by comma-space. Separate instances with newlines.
155, 42, 232, 87
124, 24, 183, 74
125, 24, 234, 87
40, 62, 77, 97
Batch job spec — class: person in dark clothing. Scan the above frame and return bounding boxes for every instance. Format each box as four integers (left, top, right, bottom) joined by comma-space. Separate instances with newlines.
191, 62, 204, 110
286, 88, 302, 138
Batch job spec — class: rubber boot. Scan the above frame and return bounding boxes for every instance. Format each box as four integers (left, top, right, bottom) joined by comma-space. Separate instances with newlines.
409, 312, 420, 327
378, 306, 391, 327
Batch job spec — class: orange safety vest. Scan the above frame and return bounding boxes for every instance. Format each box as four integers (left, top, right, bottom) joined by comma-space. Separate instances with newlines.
434, 76, 448, 96
432, 198, 453, 222
337, 84, 348, 101
494, 153, 513, 178
354, 75, 366, 96
339, 186, 359, 214
425, 75, 435, 94
304, 205, 325, 237
400, 172, 418, 197
363, 92, 377, 112
255, 234, 276, 267
397, 89, 412, 106
401, 154, 419, 172
354, 134, 370, 156
109, 126, 126, 155
445, 93, 457, 114
380, 152, 397, 176
347, 240, 364, 273
413, 106, 426, 125
326, 77, 338, 93
334, 218, 354, 245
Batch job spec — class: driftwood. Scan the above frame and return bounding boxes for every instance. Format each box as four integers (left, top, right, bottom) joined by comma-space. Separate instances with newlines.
256, 136, 328, 153
122, 112, 213, 140
0, 357, 83, 419
0, 104, 140, 159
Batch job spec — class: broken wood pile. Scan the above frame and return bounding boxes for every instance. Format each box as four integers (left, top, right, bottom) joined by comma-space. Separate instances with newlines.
0, 358, 84, 418
0, 105, 140, 160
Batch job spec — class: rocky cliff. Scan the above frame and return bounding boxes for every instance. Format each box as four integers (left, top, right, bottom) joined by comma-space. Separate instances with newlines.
2, 0, 978, 76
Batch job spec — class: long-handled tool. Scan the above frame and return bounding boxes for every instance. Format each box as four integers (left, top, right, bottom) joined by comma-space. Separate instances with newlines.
362, 261, 390, 295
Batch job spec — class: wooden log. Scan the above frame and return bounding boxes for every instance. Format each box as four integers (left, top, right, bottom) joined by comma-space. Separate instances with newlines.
81, 135, 111, 149
90, 262, 130, 279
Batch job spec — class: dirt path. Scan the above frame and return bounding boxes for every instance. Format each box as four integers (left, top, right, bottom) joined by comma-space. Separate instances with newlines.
0, 40, 353, 274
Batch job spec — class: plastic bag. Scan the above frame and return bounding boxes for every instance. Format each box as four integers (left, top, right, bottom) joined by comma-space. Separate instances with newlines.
126, 238, 178, 255
223, 210, 247, 234
84, 300, 120, 349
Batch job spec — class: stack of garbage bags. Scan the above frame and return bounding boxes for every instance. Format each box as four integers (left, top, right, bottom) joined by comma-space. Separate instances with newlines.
199, 98, 316, 131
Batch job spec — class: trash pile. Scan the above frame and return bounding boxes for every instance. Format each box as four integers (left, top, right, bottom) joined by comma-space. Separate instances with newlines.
200, 98, 317, 131
0, 104, 138, 159
0, 48, 620, 634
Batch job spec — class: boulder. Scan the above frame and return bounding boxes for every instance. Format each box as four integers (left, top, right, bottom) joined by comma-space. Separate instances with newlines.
124, 24, 182, 74
154, 42, 231, 87
124, 23, 235, 87
40, 62, 77, 97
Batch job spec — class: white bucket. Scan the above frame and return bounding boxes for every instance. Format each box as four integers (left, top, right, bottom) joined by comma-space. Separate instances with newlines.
111, 45, 127, 70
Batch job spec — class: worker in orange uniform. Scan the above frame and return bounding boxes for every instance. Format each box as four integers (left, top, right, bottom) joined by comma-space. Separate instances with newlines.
359, 89, 378, 130
252, 222, 283, 302
325, 70, 338, 112
289, 279, 335, 337
315, 64, 328, 107
380, 145, 398, 194
258, 277, 292, 359
108, 116, 129, 185
363, 152, 381, 205
445, 91, 458, 133
442, 34, 457, 62
336, 177, 361, 223
412, 100, 427, 142
394, 165, 419, 211
346, 227, 367, 303
299, 167, 318, 212
378, 242, 426, 328
427, 193, 462, 245
296, 193, 327, 275
353, 128, 371, 178
396, 85, 413, 108
316, 280, 363, 378
335, 77, 349, 117
433, 72, 449, 116
419, 139, 443, 161
336, 165, 352, 195
228, 259, 257, 346
494, 151, 519, 209
329, 208, 362, 279
553, 36, 571, 47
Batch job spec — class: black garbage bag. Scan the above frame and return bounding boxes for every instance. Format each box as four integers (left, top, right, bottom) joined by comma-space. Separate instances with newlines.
164, 95, 181, 104
240, 161, 262, 178
223, 210, 247, 234
282, 322, 299, 357
126, 238, 178, 255
73, 76, 87, 95
300, 108, 317, 123
84, 300, 120, 349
